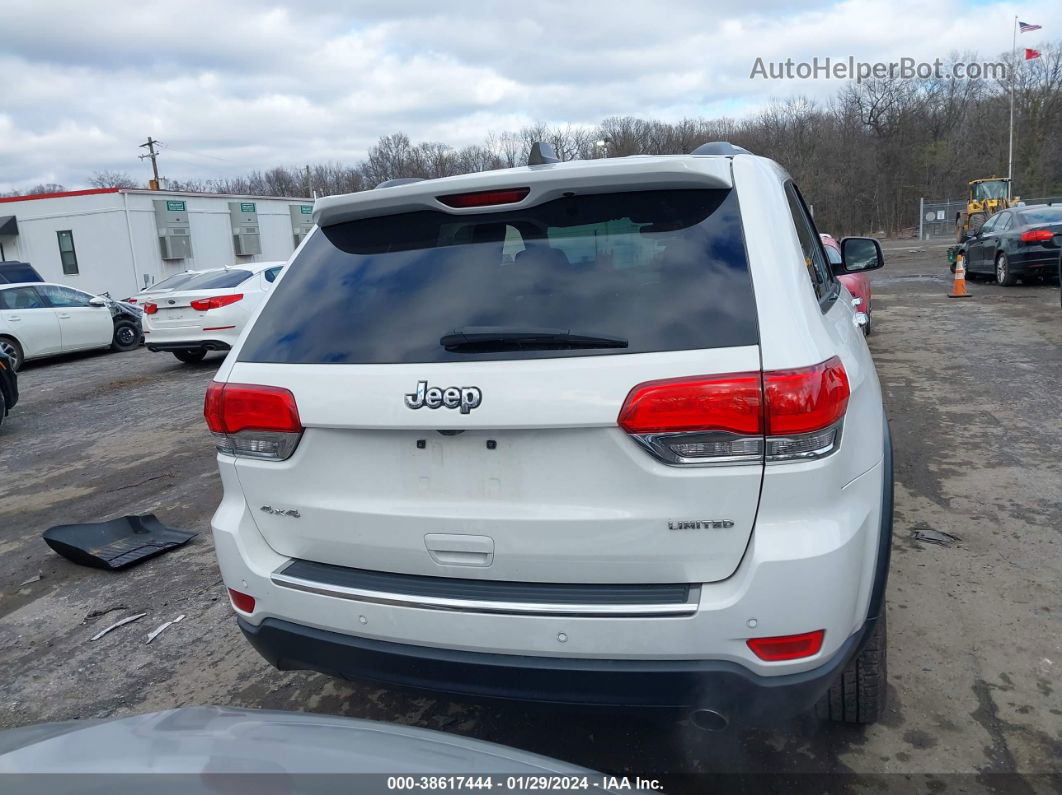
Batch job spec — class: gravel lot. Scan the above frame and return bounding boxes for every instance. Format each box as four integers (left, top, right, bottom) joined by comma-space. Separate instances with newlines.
1, 241, 1059, 790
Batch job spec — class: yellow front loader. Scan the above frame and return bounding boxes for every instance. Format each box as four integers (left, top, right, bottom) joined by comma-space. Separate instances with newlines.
954, 178, 1019, 243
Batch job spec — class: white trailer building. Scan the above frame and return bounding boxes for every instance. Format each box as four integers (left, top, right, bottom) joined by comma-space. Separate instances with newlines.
0, 188, 315, 298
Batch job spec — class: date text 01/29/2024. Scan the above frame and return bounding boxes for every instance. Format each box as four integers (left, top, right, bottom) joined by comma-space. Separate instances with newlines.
385, 775, 664, 791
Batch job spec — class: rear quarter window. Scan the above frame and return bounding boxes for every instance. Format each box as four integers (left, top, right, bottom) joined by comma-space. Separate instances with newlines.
239, 189, 759, 364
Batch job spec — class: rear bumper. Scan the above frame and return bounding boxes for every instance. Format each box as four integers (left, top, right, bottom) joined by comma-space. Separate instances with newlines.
147, 340, 231, 353
238, 614, 873, 720
1009, 248, 1061, 272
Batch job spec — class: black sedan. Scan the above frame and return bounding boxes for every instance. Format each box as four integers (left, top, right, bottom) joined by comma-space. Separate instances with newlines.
0, 346, 17, 430
963, 204, 1062, 285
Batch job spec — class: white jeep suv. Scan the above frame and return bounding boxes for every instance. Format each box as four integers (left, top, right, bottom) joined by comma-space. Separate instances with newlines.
206, 143, 892, 727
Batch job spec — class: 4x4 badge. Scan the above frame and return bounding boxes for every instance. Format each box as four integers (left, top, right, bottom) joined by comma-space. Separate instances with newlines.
405, 381, 482, 414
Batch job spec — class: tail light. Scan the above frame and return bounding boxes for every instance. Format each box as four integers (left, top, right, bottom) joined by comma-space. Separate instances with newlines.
143, 302, 157, 315
762, 357, 849, 462
1019, 228, 1054, 244
747, 630, 825, 661
191, 294, 243, 311
618, 357, 849, 465
619, 373, 764, 464
204, 382, 302, 460
126, 297, 138, 303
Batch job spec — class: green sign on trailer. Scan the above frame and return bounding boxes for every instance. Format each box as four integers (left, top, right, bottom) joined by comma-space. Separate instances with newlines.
166, 200, 186, 212
300, 205, 313, 214
240, 202, 256, 213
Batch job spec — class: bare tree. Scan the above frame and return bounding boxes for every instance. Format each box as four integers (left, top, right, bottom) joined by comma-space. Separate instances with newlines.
89, 170, 141, 189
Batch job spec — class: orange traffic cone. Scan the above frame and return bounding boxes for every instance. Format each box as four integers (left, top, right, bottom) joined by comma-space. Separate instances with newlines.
949, 252, 971, 298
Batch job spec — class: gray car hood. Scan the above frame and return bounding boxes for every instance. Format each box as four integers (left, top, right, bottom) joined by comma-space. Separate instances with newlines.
0, 706, 596, 788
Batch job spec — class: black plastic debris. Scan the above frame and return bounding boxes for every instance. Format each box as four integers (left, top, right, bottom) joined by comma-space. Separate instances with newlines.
43, 514, 196, 570
911, 528, 961, 547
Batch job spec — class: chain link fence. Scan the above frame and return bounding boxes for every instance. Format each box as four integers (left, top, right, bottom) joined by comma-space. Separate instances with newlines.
918, 195, 1062, 240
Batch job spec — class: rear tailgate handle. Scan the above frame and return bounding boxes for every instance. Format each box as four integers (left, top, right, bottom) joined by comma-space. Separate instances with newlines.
424, 533, 494, 567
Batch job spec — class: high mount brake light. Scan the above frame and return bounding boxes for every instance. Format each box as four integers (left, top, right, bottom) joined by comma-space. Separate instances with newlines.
1019, 228, 1054, 244
204, 382, 303, 461
191, 293, 243, 311
618, 357, 849, 465
436, 188, 531, 208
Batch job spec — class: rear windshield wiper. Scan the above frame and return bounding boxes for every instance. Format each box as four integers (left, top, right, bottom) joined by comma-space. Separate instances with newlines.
441, 326, 628, 352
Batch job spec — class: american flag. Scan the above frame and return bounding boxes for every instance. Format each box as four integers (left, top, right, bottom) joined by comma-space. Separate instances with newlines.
1018, 21, 1041, 33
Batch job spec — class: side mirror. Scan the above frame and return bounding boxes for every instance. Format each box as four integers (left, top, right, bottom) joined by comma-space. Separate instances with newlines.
839, 237, 884, 273
88, 296, 107, 307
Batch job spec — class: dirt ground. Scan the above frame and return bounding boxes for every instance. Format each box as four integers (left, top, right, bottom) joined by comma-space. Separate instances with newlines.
1, 240, 1059, 791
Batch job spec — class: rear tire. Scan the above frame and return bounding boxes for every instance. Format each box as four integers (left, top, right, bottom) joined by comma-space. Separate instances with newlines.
0, 388, 6, 430
173, 350, 207, 364
111, 321, 140, 352
0, 336, 24, 372
863, 310, 873, 336
816, 612, 887, 724
996, 253, 1016, 286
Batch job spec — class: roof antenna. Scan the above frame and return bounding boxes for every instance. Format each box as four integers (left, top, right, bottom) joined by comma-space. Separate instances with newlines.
528, 142, 560, 166
690, 142, 751, 156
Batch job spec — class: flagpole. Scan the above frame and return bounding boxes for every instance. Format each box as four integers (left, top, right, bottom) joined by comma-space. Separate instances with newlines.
1008, 16, 1016, 197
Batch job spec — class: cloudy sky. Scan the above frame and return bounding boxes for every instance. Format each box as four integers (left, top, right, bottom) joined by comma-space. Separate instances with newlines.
1, 0, 1058, 191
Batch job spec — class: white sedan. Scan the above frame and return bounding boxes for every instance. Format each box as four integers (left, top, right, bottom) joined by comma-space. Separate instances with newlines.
143, 262, 284, 364
0, 282, 138, 370
124, 270, 206, 306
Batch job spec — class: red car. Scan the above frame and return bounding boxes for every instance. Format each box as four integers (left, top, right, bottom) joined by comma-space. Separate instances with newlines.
821, 233, 874, 335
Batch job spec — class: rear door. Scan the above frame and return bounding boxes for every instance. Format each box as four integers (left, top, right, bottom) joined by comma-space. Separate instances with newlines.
36, 285, 113, 351
984, 211, 1012, 268
0, 286, 62, 357
969, 213, 1000, 272
227, 188, 764, 585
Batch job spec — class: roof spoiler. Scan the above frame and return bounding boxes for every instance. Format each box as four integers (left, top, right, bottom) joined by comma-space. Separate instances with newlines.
375, 178, 426, 189
690, 142, 751, 156
528, 142, 560, 166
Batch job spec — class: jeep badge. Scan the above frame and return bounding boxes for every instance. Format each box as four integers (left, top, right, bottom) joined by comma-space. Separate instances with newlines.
405, 381, 482, 414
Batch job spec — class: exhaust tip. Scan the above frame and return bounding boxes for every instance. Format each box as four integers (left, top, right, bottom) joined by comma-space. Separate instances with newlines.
690, 708, 729, 732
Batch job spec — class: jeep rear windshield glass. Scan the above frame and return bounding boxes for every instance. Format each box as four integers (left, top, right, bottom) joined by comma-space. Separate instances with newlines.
177, 269, 252, 291
239, 189, 757, 364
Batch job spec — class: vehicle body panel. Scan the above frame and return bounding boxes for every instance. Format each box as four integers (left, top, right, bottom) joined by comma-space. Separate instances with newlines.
821, 234, 872, 320
0, 282, 114, 363
144, 264, 284, 353
964, 205, 1062, 277
209, 152, 889, 713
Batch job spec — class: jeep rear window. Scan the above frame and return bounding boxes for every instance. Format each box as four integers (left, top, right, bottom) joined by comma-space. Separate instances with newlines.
238, 189, 758, 364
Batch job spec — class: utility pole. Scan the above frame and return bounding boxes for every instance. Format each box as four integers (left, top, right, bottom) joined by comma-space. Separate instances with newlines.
1007, 17, 1016, 198
139, 137, 161, 188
